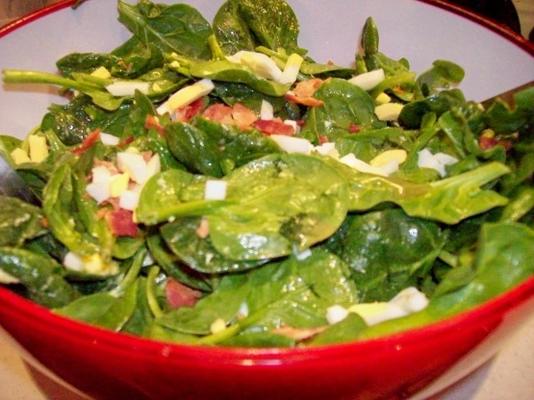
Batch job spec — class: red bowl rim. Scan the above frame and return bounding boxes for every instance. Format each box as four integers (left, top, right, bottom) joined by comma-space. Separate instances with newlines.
1, 0, 533, 364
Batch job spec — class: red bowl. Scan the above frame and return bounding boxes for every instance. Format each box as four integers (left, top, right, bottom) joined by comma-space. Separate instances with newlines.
0, 278, 533, 400
1, 2, 534, 400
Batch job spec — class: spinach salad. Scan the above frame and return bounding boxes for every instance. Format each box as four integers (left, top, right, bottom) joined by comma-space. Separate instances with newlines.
0, 0, 533, 347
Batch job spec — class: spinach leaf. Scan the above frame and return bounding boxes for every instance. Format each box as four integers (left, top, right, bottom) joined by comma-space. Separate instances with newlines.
327, 209, 446, 302
121, 277, 153, 335
118, 0, 213, 60
41, 96, 94, 145
330, 159, 510, 224
300, 78, 378, 143
0, 247, 78, 307
213, 0, 256, 55
416, 60, 465, 96
56, 279, 138, 331
308, 313, 366, 346
161, 218, 265, 274
0, 196, 45, 247
146, 234, 212, 292
357, 222, 534, 340
166, 118, 280, 177
208, 154, 349, 260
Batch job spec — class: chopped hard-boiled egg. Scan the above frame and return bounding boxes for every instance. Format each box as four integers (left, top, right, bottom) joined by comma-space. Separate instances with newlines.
370, 149, 407, 168
109, 173, 130, 197
117, 152, 161, 185
389, 287, 429, 313
279, 53, 304, 84
348, 302, 406, 326
375, 92, 391, 105
314, 142, 340, 158
91, 66, 111, 79
326, 304, 349, 325
270, 135, 314, 154
227, 51, 283, 82
204, 180, 227, 200
210, 318, 227, 334
156, 79, 214, 115
260, 100, 274, 120
28, 135, 48, 163
0, 269, 19, 284
106, 81, 151, 97
100, 132, 120, 146
348, 68, 385, 91
339, 153, 396, 176
10, 148, 31, 165
86, 181, 111, 204
63, 252, 118, 276
119, 190, 140, 211
283, 119, 299, 133
417, 148, 458, 177
375, 103, 404, 121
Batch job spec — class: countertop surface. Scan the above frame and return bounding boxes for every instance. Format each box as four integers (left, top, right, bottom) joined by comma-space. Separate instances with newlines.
1, 1, 533, 399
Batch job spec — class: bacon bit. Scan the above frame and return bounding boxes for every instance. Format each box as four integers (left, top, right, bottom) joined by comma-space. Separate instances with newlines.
118, 135, 135, 148
293, 78, 324, 98
175, 97, 205, 123
273, 326, 326, 341
296, 119, 305, 127
93, 159, 119, 175
318, 135, 329, 144
165, 278, 202, 309
348, 123, 361, 134
232, 103, 258, 130
285, 92, 324, 107
72, 129, 100, 155
254, 118, 295, 136
195, 218, 209, 239
145, 115, 166, 136
96, 208, 108, 219
479, 131, 512, 151
40, 217, 49, 229
106, 209, 138, 237
202, 103, 234, 125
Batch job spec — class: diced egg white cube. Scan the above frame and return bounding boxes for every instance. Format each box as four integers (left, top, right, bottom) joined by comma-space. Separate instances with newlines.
326, 305, 349, 325
283, 119, 299, 133
91, 166, 112, 183
348, 302, 406, 326
100, 132, 120, 146
314, 142, 340, 158
270, 135, 314, 155
417, 148, 458, 177
142, 252, 155, 267
63, 252, 85, 272
119, 190, 140, 211
389, 287, 429, 313
86, 181, 111, 204
116, 152, 150, 185
260, 100, 274, 120
375, 103, 404, 121
204, 180, 227, 200
106, 81, 150, 97
231, 51, 283, 82
339, 154, 389, 176
146, 154, 161, 180
375, 92, 391, 105
348, 69, 385, 91
157, 79, 214, 115
279, 53, 304, 84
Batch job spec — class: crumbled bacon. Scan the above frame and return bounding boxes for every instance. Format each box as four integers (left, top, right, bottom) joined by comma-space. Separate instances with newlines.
254, 118, 295, 136
479, 135, 512, 151
174, 98, 205, 123
144, 115, 166, 136
348, 123, 361, 133
232, 103, 258, 129
118, 135, 135, 148
285, 92, 324, 107
318, 135, 329, 144
195, 218, 210, 239
293, 78, 324, 98
273, 326, 326, 341
72, 129, 100, 155
106, 209, 138, 237
165, 278, 202, 309
202, 103, 234, 125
